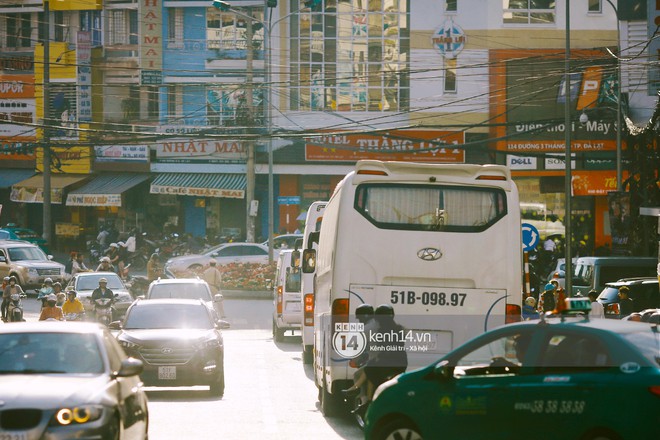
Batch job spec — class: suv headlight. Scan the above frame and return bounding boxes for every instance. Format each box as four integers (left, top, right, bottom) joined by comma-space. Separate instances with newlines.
52, 405, 104, 426
28, 268, 38, 274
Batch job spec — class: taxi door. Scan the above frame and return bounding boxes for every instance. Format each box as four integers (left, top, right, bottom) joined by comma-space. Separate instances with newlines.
434, 328, 538, 440
510, 328, 616, 438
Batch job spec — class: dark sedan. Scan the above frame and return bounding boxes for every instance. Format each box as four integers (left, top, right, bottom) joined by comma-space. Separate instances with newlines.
113, 299, 227, 396
0, 322, 148, 440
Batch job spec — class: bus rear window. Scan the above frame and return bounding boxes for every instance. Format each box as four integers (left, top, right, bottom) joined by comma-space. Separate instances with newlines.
354, 184, 507, 232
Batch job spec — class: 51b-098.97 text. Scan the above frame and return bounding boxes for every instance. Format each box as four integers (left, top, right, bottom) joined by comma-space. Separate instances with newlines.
390, 291, 467, 306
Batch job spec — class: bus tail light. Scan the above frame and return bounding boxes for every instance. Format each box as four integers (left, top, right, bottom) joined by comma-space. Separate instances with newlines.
304, 294, 314, 326
505, 304, 522, 324
276, 286, 283, 315
331, 298, 350, 333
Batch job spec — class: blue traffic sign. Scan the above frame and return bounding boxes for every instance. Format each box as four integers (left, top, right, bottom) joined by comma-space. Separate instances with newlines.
521, 223, 540, 252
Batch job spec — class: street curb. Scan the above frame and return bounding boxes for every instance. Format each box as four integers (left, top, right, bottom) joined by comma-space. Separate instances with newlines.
220, 290, 272, 299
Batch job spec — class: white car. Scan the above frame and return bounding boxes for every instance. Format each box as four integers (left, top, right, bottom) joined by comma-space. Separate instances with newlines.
144, 277, 225, 318
65, 271, 134, 318
164, 242, 269, 277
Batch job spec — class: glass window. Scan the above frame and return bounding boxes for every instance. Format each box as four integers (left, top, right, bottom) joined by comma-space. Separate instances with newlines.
5, 13, 33, 48
452, 331, 533, 377
7, 246, 47, 262
537, 332, 612, 372
285, 267, 301, 292
588, 0, 601, 13
446, 0, 457, 12
77, 274, 124, 291
80, 10, 103, 46
206, 7, 264, 56
107, 10, 137, 46
444, 57, 457, 93
149, 283, 212, 301
354, 184, 507, 232
621, 331, 660, 366
124, 304, 213, 329
167, 8, 184, 47
503, 0, 555, 24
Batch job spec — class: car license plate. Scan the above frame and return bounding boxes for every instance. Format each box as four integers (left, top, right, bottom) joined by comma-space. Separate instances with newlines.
158, 366, 176, 380
0, 432, 28, 440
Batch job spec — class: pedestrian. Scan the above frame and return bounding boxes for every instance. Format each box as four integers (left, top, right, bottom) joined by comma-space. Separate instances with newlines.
587, 289, 605, 318
64, 251, 77, 276
123, 230, 137, 260
115, 242, 128, 280
2, 276, 24, 322
97, 226, 109, 249
147, 253, 163, 282
39, 293, 64, 321
203, 259, 225, 317
618, 286, 634, 317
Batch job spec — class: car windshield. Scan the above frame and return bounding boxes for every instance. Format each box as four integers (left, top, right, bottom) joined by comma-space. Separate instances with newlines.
148, 283, 212, 301
7, 246, 48, 262
77, 274, 124, 291
0, 332, 104, 375
597, 286, 620, 302
124, 304, 213, 330
621, 331, 660, 366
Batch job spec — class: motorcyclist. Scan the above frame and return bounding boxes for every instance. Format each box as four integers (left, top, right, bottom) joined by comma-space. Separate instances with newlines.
91, 277, 115, 302
39, 293, 64, 321
37, 277, 54, 308
96, 256, 116, 273
62, 290, 85, 320
342, 304, 375, 396
3, 276, 24, 322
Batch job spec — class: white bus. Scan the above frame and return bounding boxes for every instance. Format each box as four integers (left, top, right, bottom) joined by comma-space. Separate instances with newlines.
300, 201, 327, 364
304, 160, 523, 416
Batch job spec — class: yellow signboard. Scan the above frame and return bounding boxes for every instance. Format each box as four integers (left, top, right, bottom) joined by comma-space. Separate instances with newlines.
35, 146, 92, 174
55, 223, 81, 237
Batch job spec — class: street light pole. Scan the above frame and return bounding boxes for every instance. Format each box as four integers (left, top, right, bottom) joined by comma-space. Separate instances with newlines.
42, 0, 52, 246
265, 5, 274, 263
604, 0, 623, 191
564, 0, 573, 296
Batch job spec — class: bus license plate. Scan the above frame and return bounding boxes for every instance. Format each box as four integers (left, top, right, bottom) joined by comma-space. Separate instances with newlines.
0, 432, 28, 440
158, 366, 176, 380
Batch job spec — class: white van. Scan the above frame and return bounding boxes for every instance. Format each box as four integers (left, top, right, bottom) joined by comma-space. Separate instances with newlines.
271, 249, 302, 342
304, 160, 523, 416
300, 201, 327, 364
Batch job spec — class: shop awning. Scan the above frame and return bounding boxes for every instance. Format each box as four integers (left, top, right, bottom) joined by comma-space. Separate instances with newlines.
150, 173, 246, 199
66, 173, 150, 207
0, 169, 35, 189
10, 174, 88, 204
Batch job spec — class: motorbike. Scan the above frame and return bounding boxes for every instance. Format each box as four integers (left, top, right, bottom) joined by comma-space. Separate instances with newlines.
7, 293, 26, 322
86, 239, 104, 264
65, 312, 85, 321
91, 296, 116, 326
344, 360, 401, 429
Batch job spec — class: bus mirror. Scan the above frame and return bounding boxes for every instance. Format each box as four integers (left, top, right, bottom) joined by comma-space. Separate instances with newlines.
291, 250, 301, 267
302, 249, 316, 273
307, 231, 320, 248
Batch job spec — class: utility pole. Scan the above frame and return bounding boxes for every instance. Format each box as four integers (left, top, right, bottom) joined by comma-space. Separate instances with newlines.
42, 0, 52, 245
244, 13, 256, 242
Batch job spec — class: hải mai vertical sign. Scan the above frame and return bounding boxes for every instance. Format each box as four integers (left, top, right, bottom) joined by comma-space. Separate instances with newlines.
140, 0, 162, 85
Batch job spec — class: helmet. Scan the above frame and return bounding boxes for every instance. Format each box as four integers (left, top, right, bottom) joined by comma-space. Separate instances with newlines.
3, 276, 9, 282
109, 243, 119, 248
101, 256, 111, 263
67, 290, 77, 297
525, 297, 536, 307
151, 253, 160, 260
99, 277, 108, 284
52, 282, 62, 289
117, 241, 125, 247
209, 259, 217, 266
544, 283, 555, 292
47, 293, 57, 302
355, 304, 374, 316
44, 277, 53, 284
375, 304, 395, 316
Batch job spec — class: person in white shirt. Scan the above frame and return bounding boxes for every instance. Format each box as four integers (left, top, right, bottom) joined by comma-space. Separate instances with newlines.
588, 290, 605, 318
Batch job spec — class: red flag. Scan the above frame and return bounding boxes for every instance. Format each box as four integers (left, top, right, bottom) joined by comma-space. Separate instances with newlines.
554, 288, 567, 313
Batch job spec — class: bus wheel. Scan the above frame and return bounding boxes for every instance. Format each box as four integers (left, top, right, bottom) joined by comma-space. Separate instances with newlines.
302, 346, 313, 364
272, 320, 285, 342
320, 381, 341, 417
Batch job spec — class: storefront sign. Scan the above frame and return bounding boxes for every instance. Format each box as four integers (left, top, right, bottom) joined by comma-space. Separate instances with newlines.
431, 20, 466, 59
157, 125, 211, 135
571, 170, 624, 196
153, 139, 246, 163
0, 74, 36, 141
545, 154, 576, 170
140, 0, 163, 85
10, 186, 64, 204
278, 196, 301, 205
0, 141, 36, 161
66, 193, 122, 206
55, 223, 81, 237
95, 145, 149, 162
506, 155, 537, 170
305, 130, 465, 163
76, 32, 92, 123
36, 146, 92, 174
150, 184, 244, 199
0, 56, 33, 73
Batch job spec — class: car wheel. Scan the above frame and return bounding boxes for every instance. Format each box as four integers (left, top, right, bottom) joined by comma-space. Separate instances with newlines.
209, 370, 225, 397
374, 418, 422, 440
103, 414, 120, 440
272, 320, 285, 342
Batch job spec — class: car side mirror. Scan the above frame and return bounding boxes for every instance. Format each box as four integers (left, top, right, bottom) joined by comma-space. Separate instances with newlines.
114, 357, 143, 378
302, 249, 316, 273
216, 319, 230, 329
48, 255, 54, 260
214, 294, 223, 302
211, 252, 219, 258
108, 321, 123, 330
434, 360, 454, 381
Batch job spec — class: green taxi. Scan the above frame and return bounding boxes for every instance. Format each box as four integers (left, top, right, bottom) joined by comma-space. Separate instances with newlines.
364, 302, 660, 440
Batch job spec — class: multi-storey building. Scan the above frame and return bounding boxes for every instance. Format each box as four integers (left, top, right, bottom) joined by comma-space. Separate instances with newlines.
2, 0, 656, 255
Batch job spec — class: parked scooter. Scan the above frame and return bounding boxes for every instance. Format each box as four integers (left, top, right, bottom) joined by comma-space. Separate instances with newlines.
7, 293, 26, 322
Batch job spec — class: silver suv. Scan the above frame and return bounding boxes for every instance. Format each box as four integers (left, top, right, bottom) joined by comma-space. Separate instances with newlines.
144, 277, 225, 318
0, 240, 65, 292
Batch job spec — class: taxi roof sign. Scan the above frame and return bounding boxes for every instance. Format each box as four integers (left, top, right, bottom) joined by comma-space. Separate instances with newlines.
564, 297, 592, 314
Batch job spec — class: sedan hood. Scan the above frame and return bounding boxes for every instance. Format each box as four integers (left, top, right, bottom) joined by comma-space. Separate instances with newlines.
0, 375, 111, 409
119, 328, 217, 344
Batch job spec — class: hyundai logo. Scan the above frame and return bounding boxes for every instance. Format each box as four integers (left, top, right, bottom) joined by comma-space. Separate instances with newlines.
161, 348, 173, 354
417, 247, 442, 261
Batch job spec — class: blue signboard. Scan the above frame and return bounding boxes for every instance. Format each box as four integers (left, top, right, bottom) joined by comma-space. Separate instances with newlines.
278, 196, 301, 205
521, 223, 540, 252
